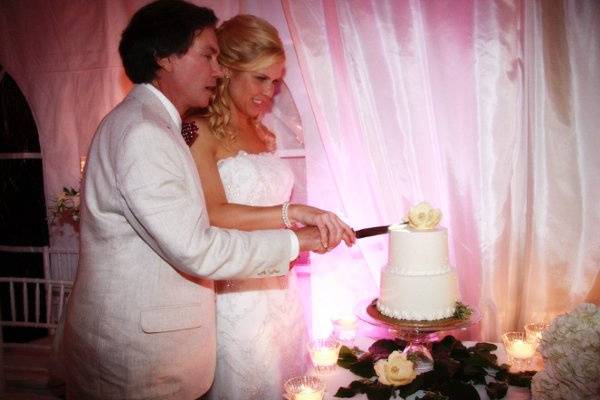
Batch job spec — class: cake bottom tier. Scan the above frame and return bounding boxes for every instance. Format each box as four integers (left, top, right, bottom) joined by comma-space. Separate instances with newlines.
377, 268, 459, 321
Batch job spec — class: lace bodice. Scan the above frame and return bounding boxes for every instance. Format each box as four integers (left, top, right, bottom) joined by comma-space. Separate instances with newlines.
217, 150, 294, 206
206, 148, 307, 400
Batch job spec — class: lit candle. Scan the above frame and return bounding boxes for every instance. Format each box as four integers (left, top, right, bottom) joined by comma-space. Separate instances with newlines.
508, 339, 535, 359
525, 322, 548, 345
311, 347, 338, 366
334, 315, 357, 329
308, 338, 341, 372
332, 315, 358, 341
294, 386, 323, 400
284, 376, 324, 400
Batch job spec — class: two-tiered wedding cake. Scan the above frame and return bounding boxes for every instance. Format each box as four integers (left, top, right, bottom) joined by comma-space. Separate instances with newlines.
376, 202, 459, 321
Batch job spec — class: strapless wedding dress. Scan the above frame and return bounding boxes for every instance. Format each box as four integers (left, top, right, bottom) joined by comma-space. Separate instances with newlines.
206, 150, 308, 400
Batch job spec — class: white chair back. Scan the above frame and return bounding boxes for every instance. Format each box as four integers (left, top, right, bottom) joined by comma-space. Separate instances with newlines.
0, 245, 77, 393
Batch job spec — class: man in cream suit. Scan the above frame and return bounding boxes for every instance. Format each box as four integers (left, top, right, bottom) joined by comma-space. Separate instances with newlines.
62, 1, 338, 398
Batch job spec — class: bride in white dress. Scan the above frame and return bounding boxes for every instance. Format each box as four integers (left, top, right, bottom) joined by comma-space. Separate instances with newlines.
184, 15, 355, 399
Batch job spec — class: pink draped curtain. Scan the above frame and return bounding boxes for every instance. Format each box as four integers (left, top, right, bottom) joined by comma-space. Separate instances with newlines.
282, 0, 600, 340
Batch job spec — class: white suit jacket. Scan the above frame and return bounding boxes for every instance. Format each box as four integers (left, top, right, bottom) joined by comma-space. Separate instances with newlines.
62, 85, 293, 399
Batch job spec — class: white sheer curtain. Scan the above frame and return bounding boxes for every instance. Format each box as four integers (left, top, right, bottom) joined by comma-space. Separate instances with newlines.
2, 0, 599, 342
283, 0, 600, 340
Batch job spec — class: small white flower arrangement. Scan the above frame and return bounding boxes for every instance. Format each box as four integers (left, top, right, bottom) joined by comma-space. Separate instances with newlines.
531, 303, 600, 399
407, 202, 442, 230
49, 186, 80, 223
373, 350, 417, 386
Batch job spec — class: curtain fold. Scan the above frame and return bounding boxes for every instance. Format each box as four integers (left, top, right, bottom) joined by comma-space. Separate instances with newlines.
284, 0, 600, 340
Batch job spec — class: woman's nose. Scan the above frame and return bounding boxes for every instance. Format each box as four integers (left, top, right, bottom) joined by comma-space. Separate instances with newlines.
263, 83, 274, 97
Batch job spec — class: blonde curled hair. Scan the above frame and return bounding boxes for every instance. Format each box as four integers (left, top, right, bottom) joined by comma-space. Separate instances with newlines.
207, 15, 285, 142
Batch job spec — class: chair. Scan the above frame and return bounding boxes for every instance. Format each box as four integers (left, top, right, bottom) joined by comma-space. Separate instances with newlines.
0, 245, 76, 397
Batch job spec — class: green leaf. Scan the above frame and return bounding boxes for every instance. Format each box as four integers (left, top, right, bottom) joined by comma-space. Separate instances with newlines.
349, 379, 374, 392
368, 339, 406, 359
453, 302, 473, 320
349, 356, 376, 378
506, 370, 536, 388
364, 384, 393, 400
439, 380, 480, 400
397, 373, 427, 397
338, 345, 359, 369
434, 357, 461, 378
486, 381, 508, 399
420, 391, 450, 400
459, 363, 487, 385
471, 342, 497, 352
468, 350, 498, 368
334, 386, 358, 398
494, 366, 535, 388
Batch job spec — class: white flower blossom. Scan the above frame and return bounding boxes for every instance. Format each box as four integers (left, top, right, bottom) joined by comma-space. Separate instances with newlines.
49, 186, 80, 224
407, 202, 442, 230
373, 351, 417, 386
531, 303, 600, 399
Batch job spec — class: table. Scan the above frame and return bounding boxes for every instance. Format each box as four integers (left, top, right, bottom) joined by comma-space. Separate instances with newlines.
308, 336, 532, 400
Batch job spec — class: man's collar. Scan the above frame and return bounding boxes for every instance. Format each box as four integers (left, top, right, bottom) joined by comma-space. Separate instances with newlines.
141, 83, 182, 130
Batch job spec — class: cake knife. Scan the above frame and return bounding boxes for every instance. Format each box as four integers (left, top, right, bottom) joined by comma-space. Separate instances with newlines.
354, 222, 409, 238
354, 225, 389, 238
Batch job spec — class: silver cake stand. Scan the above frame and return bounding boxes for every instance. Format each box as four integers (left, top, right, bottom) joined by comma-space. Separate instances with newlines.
355, 298, 481, 373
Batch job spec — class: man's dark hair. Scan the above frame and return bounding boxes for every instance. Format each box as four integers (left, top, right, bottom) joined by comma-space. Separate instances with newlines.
119, 0, 217, 83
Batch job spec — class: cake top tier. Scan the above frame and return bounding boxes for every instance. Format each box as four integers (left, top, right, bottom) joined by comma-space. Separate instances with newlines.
387, 224, 449, 273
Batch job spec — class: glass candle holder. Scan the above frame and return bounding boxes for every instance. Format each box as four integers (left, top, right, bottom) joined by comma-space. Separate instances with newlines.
308, 337, 342, 373
331, 314, 358, 342
525, 322, 549, 346
502, 331, 536, 370
283, 376, 324, 400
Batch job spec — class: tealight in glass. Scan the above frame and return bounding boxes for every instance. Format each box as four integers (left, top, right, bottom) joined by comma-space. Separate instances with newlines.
331, 314, 358, 342
525, 322, 549, 346
283, 376, 325, 400
502, 331, 536, 370
308, 337, 342, 373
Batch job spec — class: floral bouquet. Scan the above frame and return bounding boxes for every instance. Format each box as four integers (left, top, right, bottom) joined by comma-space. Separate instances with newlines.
335, 335, 534, 400
531, 303, 600, 399
49, 186, 80, 223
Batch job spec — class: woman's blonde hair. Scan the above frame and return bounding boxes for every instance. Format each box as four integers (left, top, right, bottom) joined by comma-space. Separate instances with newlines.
207, 14, 285, 142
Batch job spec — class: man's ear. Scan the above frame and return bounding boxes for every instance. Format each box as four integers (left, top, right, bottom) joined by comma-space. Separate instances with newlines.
156, 56, 173, 72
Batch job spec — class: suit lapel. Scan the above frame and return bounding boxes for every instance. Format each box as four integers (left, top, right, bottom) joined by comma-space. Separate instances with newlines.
129, 85, 188, 148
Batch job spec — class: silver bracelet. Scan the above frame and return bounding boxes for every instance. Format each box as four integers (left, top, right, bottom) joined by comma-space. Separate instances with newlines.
281, 201, 293, 229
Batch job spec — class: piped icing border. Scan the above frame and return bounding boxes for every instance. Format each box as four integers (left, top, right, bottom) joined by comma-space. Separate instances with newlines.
376, 300, 455, 321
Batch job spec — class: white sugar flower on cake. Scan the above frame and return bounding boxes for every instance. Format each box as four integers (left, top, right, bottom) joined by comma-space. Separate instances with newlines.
407, 201, 441, 230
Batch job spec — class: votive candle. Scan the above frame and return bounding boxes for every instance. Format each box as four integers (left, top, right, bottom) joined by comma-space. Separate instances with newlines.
332, 315, 358, 341
525, 322, 548, 345
308, 338, 341, 372
295, 386, 323, 400
284, 376, 324, 400
508, 339, 536, 359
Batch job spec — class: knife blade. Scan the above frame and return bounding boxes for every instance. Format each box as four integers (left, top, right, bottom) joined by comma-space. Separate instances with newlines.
354, 225, 390, 239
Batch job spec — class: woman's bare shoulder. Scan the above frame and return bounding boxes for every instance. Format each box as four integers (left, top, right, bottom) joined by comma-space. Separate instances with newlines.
187, 117, 219, 154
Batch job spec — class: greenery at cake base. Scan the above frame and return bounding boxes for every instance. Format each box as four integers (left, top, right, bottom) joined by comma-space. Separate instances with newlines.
453, 301, 473, 320
335, 335, 535, 400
